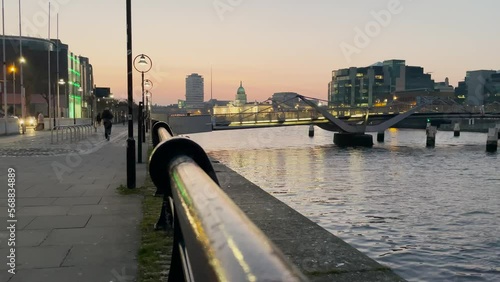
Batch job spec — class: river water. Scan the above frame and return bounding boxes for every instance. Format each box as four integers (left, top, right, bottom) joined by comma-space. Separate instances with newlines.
189, 126, 500, 282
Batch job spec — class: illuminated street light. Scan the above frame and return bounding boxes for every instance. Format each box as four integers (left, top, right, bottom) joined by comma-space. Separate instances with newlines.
10, 64, 16, 116
133, 53, 152, 163
58, 79, 65, 122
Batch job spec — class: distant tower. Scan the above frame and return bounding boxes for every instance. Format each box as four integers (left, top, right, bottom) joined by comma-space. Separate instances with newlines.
185, 73, 204, 107
445, 77, 449, 87
234, 81, 247, 106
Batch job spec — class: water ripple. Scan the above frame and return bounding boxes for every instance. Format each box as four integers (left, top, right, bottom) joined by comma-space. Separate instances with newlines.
191, 126, 500, 281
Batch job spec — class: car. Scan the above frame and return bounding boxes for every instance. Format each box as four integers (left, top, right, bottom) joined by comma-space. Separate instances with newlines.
19, 116, 36, 127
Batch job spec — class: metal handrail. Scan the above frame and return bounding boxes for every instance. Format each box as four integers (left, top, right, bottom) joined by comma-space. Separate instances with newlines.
149, 121, 308, 282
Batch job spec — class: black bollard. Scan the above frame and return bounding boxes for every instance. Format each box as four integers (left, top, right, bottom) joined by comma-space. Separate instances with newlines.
453, 123, 460, 137
426, 126, 437, 147
486, 128, 498, 152
377, 131, 385, 142
308, 124, 314, 137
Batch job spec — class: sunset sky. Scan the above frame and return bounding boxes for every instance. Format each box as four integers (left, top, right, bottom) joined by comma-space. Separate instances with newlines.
2, 0, 499, 105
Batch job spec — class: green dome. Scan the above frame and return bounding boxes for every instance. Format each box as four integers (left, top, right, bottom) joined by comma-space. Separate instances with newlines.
237, 81, 246, 95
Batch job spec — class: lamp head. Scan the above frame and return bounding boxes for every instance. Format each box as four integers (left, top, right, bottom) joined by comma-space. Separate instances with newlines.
58, 79, 65, 85
138, 54, 148, 65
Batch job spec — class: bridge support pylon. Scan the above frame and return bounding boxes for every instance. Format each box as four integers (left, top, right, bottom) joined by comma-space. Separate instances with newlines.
334, 133, 373, 147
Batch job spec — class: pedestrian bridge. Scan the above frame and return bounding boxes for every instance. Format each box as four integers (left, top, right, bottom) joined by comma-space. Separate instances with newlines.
211, 96, 500, 146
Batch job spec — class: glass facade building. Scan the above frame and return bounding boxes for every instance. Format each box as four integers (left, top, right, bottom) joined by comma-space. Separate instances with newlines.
0, 35, 93, 118
328, 59, 434, 107
456, 70, 500, 105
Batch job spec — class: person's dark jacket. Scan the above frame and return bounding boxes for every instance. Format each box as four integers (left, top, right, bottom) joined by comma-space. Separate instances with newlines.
101, 110, 113, 121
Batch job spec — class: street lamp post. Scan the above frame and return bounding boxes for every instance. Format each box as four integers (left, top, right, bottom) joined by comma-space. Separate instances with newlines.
90, 89, 97, 131
58, 78, 65, 123
145, 91, 149, 132
126, 0, 136, 188
133, 54, 152, 164
2, 0, 7, 121
144, 79, 153, 132
146, 90, 153, 135
76, 87, 82, 125
19, 56, 25, 133
52, 83, 56, 127
18, 0, 26, 134
10, 64, 15, 116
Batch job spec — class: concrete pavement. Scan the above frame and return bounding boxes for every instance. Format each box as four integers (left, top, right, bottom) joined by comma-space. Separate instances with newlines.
0, 124, 148, 282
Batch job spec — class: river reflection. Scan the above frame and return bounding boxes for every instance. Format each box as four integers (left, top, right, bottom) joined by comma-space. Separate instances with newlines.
189, 126, 500, 281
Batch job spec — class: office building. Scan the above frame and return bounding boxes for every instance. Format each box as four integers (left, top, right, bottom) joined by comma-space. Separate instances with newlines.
455, 70, 500, 105
185, 73, 204, 108
0, 35, 93, 118
328, 59, 435, 107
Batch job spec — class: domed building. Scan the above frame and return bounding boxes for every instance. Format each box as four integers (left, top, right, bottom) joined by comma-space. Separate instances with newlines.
234, 81, 247, 106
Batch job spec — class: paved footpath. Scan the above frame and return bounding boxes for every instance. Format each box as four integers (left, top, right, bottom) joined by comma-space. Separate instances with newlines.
0, 124, 148, 282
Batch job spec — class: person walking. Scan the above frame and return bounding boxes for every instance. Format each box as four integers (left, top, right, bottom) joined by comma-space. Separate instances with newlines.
101, 108, 114, 141
96, 113, 102, 126
35, 112, 45, 131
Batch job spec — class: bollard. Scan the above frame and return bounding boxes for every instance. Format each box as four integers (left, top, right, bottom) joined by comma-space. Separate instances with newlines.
308, 124, 314, 137
453, 122, 460, 137
377, 131, 385, 142
486, 128, 498, 152
426, 126, 437, 147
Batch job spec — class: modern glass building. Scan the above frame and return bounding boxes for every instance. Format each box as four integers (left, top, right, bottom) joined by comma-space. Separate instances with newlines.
455, 70, 500, 105
0, 35, 93, 118
328, 59, 434, 107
